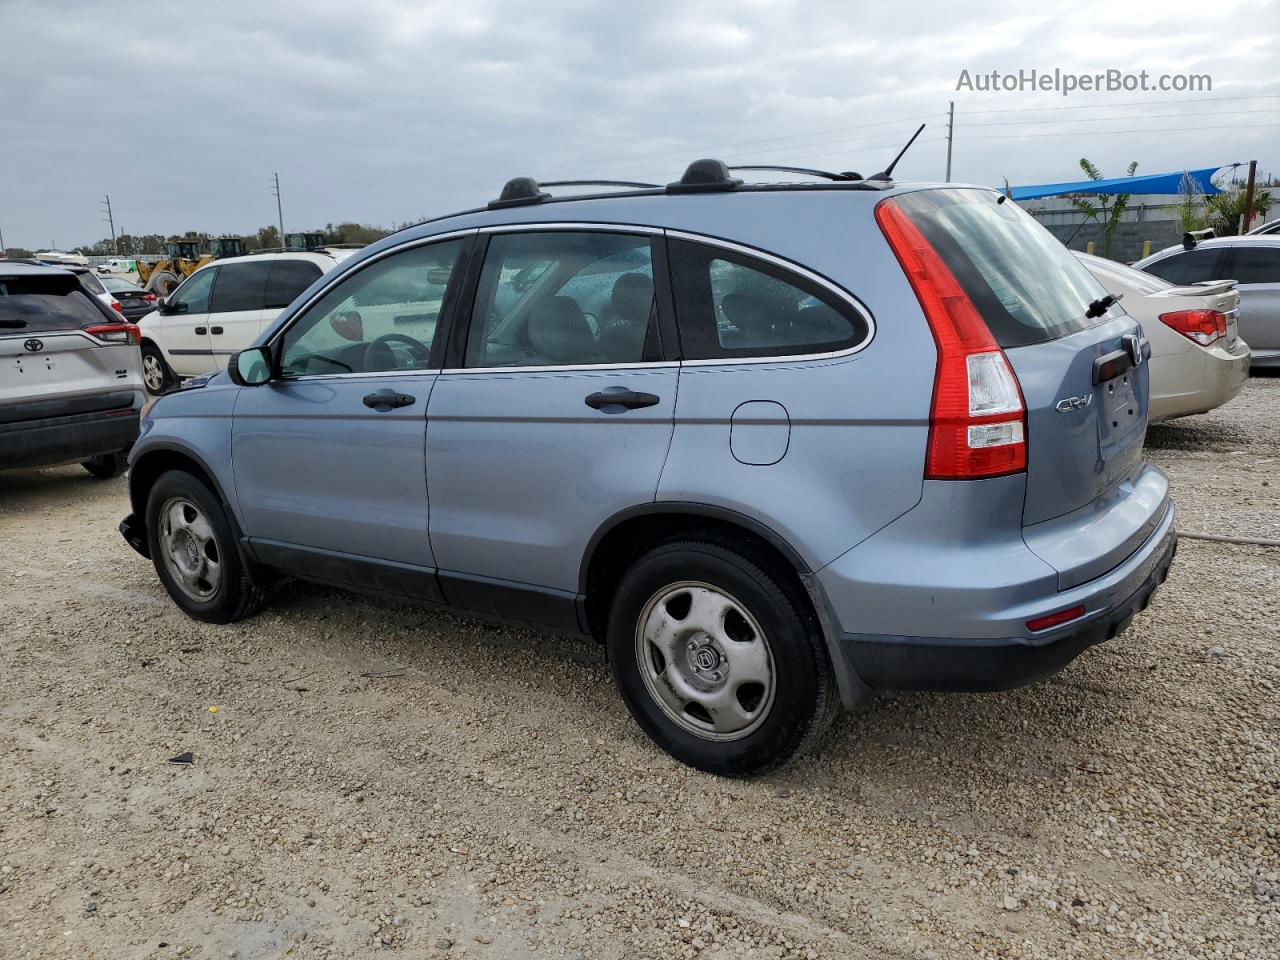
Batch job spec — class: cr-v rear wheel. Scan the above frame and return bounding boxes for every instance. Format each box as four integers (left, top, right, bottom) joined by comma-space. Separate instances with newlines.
145, 469, 265, 623
607, 539, 838, 776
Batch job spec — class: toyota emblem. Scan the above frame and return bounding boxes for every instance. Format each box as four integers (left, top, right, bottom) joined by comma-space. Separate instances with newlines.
23, 338, 44, 353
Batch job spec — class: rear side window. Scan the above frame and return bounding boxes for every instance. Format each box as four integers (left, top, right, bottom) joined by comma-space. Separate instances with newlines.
209, 261, 271, 313
668, 239, 867, 360
77, 272, 108, 296
1141, 248, 1229, 286
1229, 247, 1280, 284
0, 276, 111, 332
890, 188, 1109, 348
265, 259, 324, 309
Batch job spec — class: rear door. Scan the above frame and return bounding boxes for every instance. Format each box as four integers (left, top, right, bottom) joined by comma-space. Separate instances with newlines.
1223, 245, 1280, 352
425, 228, 678, 614
206, 260, 270, 365
891, 189, 1149, 525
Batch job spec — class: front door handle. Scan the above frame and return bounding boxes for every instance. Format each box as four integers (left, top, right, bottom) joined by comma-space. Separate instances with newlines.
363, 389, 416, 410
584, 389, 660, 411
193, 326, 207, 335
210, 326, 224, 335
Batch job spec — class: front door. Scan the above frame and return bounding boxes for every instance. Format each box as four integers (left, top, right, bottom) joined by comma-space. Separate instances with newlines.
158, 265, 217, 377
426, 228, 678, 620
231, 237, 469, 595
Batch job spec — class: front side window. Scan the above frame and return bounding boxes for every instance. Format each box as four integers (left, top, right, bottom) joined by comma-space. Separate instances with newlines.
209, 261, 271, 313
279, 240, 463, 377
669, 239, 868, 360
1229, 246, 1280, 284
466, 232, 658, 367
168, 267, 217, 313
1141, 248, 1228, 286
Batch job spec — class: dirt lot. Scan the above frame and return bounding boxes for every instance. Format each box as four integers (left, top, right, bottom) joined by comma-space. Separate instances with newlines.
2, 380, 1277, 960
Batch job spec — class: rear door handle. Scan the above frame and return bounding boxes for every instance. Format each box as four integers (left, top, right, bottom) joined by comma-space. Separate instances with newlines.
584, 389, 661, 411
193, 326, 207, 335
210, 326, 224, 335
363, 389, 416, 410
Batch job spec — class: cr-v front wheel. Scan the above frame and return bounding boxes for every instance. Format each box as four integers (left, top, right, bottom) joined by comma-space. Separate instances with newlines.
607, 539, 838, 776
145, 470, 265, 623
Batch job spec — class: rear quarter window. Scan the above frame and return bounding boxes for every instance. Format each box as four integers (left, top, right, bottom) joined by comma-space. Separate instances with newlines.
1141, 248, 1229, 286
890, 188, 1109, 348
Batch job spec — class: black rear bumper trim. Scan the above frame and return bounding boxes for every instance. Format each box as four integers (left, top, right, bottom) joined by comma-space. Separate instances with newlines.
838, 533, 1177, 693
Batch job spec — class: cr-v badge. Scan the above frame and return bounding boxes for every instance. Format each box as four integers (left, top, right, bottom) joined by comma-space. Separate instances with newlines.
1056, 394, 1092, 413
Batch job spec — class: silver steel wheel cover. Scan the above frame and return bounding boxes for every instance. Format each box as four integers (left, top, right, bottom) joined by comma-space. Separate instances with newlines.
634, 580, 776, 742
142, 354, 165, 391
158, 496, 222, 601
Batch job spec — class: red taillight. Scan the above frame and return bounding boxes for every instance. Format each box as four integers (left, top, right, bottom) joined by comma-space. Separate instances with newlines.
1159, 309, 1226, 346
1026, 605, 1086, 632
111, 300, 124, 313
84, 323, 141, 345
142, 292, 158, 302
875, 199, 1027, 479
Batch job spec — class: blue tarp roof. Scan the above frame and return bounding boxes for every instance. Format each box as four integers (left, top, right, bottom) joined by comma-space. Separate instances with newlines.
1007, 167, 1222, 201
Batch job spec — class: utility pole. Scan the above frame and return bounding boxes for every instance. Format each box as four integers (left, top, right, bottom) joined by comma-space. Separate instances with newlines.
1239, 159, 1257, 235
0, 222, 6, 256
100, 195, 117, 254
271, 172, 285, 248
945, 100, 955, 182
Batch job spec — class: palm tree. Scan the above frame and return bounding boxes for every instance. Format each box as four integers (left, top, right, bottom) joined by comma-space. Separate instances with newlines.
1069, 159, 1138, 258
1205, 186, 1273, 236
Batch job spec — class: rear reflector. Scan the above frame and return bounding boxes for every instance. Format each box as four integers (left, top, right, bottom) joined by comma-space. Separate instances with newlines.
875, 199, 1027, 479
1026, 605, 1086, 632
84, 323, 141, 345
1159, 309, 1227, 346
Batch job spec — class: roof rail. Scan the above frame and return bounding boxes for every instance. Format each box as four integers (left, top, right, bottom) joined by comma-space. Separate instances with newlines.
728, 164, 863, 182
667, 159, 741, 193
541, 179, 661, 189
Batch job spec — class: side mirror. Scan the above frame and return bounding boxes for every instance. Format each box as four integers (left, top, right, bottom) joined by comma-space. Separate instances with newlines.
228, 347, 272, 386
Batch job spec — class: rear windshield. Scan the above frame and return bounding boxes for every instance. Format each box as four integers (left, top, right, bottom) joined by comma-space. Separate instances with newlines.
0, 276, 111, 332
1080, 254, 1172, 296
892, 188, 1110, 348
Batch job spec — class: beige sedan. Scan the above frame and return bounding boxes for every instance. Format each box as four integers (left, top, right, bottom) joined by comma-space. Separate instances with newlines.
1077, 253, 1251, 423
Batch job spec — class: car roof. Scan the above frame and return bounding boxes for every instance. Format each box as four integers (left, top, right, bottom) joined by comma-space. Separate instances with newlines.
0, 261, 75, 279
1147, 234, 1280, 259
188, 251, 338, 275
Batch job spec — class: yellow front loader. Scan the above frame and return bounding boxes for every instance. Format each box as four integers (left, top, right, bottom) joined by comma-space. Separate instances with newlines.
136, 237, 245, 295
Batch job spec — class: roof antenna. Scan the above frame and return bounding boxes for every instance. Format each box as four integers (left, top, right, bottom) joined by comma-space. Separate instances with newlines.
867, 123, 926, 182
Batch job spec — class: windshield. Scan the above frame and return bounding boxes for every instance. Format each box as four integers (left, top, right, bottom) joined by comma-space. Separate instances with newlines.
891, 188, 1112, 348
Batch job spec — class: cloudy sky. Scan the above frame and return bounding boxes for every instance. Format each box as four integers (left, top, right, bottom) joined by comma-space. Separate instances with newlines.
1, 0, 1276, 250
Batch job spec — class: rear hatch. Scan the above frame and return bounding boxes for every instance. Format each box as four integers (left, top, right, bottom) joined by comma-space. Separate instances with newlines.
0, 268, 139, 421
890, 188, 1162, 585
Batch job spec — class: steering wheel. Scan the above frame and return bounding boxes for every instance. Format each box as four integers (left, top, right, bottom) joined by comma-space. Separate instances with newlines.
362, 333, 430, 372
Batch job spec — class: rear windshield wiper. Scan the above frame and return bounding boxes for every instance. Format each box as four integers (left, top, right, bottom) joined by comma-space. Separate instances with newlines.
0, 318, 29, 329
1084, 292, 1123, 319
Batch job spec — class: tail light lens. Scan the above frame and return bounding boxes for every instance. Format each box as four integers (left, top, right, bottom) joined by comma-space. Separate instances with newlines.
84, 323, 141, 345
1159, 309, 1226, 346
875, 199, 1027, 479
110, 300, 124, 313
142, 292, 158, 303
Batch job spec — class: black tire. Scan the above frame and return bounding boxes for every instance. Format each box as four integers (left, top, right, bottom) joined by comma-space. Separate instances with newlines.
141, 342, 175, 395
145, 270, 180, 296
145, 469, 265, 624
82, 452, 127, 480
607, 539, 839, 776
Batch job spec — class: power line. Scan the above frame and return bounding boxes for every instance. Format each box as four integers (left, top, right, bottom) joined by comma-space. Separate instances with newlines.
959, 122, 1280, 140
958, 92, 1280, 115
963, 108, 1280, 128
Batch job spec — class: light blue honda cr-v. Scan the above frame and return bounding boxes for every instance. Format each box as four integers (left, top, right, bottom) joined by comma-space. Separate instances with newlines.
120, 161, 1177, 774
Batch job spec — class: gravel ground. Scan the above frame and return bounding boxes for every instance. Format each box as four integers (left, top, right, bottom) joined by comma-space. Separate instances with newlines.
1, 378, 1277, 960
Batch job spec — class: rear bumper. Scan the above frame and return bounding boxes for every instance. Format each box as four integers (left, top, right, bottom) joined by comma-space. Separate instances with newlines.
0, 408, 140, 470
1249, 348, 1280, 370
816, 475, 1177, 701
838, 528, 1176, 691
1150, 339, 1251, 421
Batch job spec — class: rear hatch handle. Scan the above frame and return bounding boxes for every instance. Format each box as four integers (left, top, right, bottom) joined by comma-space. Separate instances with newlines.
1093, 333, 1151, 385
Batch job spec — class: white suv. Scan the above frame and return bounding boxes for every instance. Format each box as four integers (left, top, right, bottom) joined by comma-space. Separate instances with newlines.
137, 252, 340, 393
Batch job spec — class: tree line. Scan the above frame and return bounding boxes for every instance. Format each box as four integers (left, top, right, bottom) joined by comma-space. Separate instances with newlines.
3, 222, 393, 260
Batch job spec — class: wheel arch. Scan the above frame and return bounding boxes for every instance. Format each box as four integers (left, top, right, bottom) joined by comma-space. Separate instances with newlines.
128, 442, 238, 535
579, 503, 814, 638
